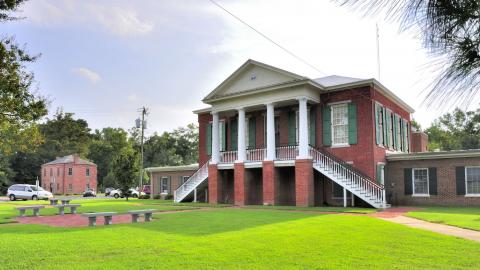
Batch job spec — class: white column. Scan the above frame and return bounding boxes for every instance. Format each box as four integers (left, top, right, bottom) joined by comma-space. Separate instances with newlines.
297, 97, 309, 158
237, 108, 246, 162
193, 188, 197, 202
266, 103, 276, 160
211, 112, 220, 164
343, 187, 347, 208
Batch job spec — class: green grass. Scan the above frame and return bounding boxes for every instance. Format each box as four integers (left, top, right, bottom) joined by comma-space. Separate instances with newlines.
406, 207, 480, 231
0, 208, 479, 269
242, 205, 377, 213
0, 199, 199, 224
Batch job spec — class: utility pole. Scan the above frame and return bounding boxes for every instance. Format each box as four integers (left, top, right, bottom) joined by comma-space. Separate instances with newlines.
136, 107, 148, 198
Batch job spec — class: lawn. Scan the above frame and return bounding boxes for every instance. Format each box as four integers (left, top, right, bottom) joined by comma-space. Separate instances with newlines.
242, 205, 376, 213
0, 208, 479, 270
406, 207, 480, 231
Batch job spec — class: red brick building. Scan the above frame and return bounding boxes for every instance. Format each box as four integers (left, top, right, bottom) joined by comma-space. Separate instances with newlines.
172, 59, 480, 208
41, 154, 97, 195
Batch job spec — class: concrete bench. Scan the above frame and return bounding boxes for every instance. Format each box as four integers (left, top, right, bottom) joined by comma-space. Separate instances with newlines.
61, 199, 72, 205
49, 198, 59, 205
81, 212, 117, 227
127, 209, 156, 223
53, 204, 81, 215
16, 205, 45, 217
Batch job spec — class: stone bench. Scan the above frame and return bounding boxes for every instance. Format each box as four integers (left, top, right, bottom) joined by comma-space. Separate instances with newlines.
49, 198, 59, 205
61, 199, 72, 205
81, 212, 117, 227
16, 205, 45, 217
127, 209, 156, 223
53, 204, 81, 215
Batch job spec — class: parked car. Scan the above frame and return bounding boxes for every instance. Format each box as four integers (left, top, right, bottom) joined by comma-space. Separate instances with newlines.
142, 185, 151, 195
82, 188, 96, 197
104, 187, 114, 196
7, 184, 53, 201
109, 188, 142, 199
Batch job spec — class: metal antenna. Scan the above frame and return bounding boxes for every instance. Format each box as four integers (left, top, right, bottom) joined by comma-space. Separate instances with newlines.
376, 23, 381, 81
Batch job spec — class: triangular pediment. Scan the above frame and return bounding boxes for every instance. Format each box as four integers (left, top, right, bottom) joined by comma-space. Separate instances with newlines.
203, 59, 307, 102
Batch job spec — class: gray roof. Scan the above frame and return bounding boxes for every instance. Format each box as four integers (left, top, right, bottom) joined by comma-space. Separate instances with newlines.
145, 164, 199, 173
387, 149, 480, 161
313, 75, 365, 88
44, 155, 96, 166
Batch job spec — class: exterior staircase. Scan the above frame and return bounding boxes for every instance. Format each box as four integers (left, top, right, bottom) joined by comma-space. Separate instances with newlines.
174, 161, 209, 203
310, 146, 389, 209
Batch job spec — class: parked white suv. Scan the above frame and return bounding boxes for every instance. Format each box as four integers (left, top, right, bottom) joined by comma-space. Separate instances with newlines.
110, 188, 141, 199
7, 184, 53, 201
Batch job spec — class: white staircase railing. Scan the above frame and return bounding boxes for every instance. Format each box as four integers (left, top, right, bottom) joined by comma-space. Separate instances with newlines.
309, 146, 387, 209
174, 161, 209, 203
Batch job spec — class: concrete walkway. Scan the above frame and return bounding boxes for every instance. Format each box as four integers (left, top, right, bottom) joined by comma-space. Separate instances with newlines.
375, 208, 480, 243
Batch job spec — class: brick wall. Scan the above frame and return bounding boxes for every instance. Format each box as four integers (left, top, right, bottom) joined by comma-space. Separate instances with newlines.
41, 162, 97, 195
386, 157, 480, 206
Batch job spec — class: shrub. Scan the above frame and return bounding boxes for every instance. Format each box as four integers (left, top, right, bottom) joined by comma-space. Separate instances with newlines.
153, 194, 161, 200
164, 194, 173, 200
139, 194, 150, 199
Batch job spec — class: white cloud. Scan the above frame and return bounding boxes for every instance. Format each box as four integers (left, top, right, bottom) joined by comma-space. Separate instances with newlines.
71, 67, 101, 84
22, 0, 154, 37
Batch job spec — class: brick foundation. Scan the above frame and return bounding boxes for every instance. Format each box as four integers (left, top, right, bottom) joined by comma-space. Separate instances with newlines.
295, 159, 314, 207
234, 162, 246, 205
262, 160, 275, 205
208, 164, 219, 204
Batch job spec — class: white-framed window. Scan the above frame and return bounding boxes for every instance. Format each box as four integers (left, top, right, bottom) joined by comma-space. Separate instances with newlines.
331, 103, 349, 146
182, 176, 189, 184
413, 168, 429, 195
161, 177, 169, 194
397, 116, 403, 151
68, 168, 73, 175
86, 168, 90, 176
466, 167, 480, 195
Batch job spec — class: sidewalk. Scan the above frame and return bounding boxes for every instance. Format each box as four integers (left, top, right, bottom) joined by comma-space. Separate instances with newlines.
375, 208, 480, 243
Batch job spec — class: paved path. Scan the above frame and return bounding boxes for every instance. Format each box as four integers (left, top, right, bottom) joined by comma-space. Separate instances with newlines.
374, 207, 480, 243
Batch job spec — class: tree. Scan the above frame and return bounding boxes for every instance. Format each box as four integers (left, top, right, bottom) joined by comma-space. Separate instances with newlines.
337, 0, 480, 106
10, 110, 92, 183
1, 0, 47, 156
111, 148, 138, 201
425, 108, 480, 150
88, 128, 131, 188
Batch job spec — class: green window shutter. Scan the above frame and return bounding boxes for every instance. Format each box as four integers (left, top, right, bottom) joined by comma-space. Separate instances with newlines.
382, 107, 387, 146
404, 168, 412, 195
402, 119, 407, 152
456, 166, 466, 195
168, 176, 172, 194
375, 103, 381, 145
309, 108, 316, 146
221, 122, 227, 151
376, 164, 384, 184
230, 119, 238, 150
322, 106, 331, 147
385, 111, 391, 148
348, 103, 357, 145
392, 114, 398, 150
288, 111, 297, 145
206, 123, 212, 155
428, 167, 437, 195
248, 117, 256, 149
405, 122, 410, 153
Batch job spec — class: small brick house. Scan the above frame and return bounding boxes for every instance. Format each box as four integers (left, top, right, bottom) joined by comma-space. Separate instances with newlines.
41, 154, 97, 195
168, 59, 479, 208
145, 164, 201, 200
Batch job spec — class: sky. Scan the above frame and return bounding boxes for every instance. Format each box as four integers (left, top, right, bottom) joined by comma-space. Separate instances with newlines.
3, 0, 465, 135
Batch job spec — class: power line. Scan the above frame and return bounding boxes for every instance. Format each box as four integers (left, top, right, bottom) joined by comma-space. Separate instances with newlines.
208, 0, 327, 76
